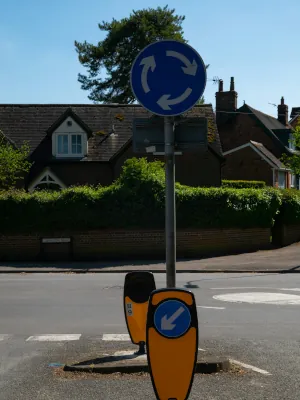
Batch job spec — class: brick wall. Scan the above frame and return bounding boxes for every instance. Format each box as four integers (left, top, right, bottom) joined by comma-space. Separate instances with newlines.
0, 234, 40, 261
222, 146, 273, 185
219, 113, 283, 158
272, 224, 300, 247
113, 144, 221, 187
0, 228, 271, 261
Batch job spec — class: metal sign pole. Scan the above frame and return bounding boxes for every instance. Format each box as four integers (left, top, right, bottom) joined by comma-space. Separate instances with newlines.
164, 116, 176, 288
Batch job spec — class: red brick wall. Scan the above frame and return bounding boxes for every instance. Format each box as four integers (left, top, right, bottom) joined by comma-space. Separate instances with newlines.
113, 144, 221, 187
272, 224, 300, 247
222, 146, 274, 185
219, 113, 283, 158
0, 228, 271, 261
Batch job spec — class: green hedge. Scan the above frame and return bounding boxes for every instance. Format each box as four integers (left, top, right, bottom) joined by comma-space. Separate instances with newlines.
276, 189, 300, 225
0, 158, 283, 233
222, 180, 266, 189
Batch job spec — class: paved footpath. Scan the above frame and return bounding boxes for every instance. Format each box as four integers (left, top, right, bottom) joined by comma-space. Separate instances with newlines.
0, 242, 300, 273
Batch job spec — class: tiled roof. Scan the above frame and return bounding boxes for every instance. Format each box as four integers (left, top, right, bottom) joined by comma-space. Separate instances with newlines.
250, 141, 286, 169
0, 104, 222, 162
290, 107, 300, 119
247, 105, 289, 130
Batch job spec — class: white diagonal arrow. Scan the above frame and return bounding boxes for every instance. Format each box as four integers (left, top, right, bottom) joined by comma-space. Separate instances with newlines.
157, 88, 192, 110
161, 306, 185, 330
166, 50, 198, 76
140, 56, 156, 93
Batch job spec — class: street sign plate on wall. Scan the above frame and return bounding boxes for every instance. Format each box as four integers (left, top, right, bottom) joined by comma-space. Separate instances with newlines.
130, 40, 207, 116
146, 288, 198, 400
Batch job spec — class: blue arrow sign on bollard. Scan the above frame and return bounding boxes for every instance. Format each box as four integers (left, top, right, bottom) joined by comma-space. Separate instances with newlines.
154, 299, 191, 338
130, 40, 207, 116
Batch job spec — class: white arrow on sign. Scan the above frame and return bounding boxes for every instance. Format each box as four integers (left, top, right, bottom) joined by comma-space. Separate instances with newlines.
166, 50, 198, 76
157, 88, 192, 111
140, 56, 156, 93
161, 306, 185, 331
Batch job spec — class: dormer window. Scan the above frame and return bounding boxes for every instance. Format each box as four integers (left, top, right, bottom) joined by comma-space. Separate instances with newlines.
51, 116, 88, 158
57, 134, 83, 156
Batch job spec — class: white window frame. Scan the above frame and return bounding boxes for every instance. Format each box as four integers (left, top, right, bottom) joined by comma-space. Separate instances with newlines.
56, 133, 84, 157
291, 173, 297, 189
278, 170, 286, 189
28, 168, 66, 192
289, 133, 296, 150
52, 117, 88, 158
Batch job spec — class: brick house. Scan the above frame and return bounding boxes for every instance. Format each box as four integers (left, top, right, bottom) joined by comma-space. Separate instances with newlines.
0, 104, 223, 191
216, 78, 298, 188
290, 107, 300, 129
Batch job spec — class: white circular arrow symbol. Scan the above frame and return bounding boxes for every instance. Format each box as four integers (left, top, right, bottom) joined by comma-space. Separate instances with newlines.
139, 50, 198, 110
140, 56, 156, 94
157, 88, 192, 111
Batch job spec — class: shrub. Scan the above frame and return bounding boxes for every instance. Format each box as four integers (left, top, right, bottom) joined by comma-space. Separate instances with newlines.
0, 159, 282, 233
222, 180, 266, 189
276, 189, 300, 225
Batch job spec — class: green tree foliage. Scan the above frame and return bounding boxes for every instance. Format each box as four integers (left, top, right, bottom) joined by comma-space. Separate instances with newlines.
0, 133, 31, 189
75, 6, 186, 103
281, 123, 300, 174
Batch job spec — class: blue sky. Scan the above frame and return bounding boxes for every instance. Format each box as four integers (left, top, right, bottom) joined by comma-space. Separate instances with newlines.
0, 0, 298, 117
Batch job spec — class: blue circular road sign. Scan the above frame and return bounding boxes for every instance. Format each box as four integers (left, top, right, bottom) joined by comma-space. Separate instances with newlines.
154, 299, 191, 338
130, 40, 207, 117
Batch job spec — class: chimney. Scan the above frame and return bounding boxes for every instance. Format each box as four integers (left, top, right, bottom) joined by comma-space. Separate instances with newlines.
277, 97, 288, 126
215, 77, 238, 126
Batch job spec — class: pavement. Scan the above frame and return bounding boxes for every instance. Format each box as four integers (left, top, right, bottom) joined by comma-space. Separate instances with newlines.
1, 272, 300, 399
1, 242, 300, 274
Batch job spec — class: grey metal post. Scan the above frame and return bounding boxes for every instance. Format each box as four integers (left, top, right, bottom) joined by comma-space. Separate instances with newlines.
164, 116, 176, 288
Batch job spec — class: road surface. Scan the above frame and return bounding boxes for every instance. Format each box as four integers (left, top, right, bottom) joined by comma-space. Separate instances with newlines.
0, 272, 300, 399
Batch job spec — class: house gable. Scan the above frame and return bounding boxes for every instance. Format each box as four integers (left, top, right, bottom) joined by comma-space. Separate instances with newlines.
28, 167, 66, 192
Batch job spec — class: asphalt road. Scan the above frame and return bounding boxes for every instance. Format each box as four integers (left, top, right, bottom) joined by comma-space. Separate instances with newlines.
1, 272, 300, 399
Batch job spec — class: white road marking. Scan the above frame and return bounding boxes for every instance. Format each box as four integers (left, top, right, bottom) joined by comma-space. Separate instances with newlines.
210, 287, 271, 290
213, 292, 300, 305
198, 348, 206, 352
230, 359, 271, 375
0, 334, 10, 341
197, 306, 225, 310
280, 288, 300, 292
102, 334, 130, 341
26, 334, 81, 342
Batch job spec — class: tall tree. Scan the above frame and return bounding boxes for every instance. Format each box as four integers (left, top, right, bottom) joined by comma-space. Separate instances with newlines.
0, 133, 31, 189
75, 6, 186, 103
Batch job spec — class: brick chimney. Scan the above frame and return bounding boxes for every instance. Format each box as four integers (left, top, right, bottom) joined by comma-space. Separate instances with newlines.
215, 77, 238, 126
277, 97, 288, 126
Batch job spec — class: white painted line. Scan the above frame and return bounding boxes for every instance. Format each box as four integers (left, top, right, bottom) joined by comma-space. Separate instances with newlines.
230, 359, 271, 375
0, 335, 10, 341
210, 287, 271, 290
197, 306, 225, 310
198, 348, 206, 352
280, 288, 300, 292
26, 334, 81, 342
213, 292, 300, 305
102, 334, 130, 341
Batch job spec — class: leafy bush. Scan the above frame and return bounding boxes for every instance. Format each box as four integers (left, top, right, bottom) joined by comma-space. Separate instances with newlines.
0, 158, 282, 233
222, 180, 266, 189
276, 189, 300, 225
